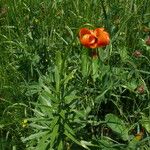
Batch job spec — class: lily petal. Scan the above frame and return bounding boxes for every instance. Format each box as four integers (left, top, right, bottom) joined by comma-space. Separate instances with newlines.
94, 28, 110, 47
80, 34, 96, 48
93, 28, 105, 37
79, 28, 91, 37
89, 42, 98, 49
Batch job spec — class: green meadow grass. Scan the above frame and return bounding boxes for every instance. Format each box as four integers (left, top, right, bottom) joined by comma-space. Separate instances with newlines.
0, 0, 150, 149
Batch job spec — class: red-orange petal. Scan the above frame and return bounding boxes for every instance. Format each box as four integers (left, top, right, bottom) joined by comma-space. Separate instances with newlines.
93, 28, 105, 37
97, 33, 110, 47
89, 42, 98, 49
79, 28, 91, 37
80, 34, 96, 48
94, 28, 110, 47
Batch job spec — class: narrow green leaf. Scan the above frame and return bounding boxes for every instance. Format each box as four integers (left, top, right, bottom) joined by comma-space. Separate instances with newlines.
64, 94, 79, 104
55, 66, 60, 93
81, 49, 89, 77
22, 131, 49, 142
55, 51, 62, 73
39, 94, 51, 106
59, 110, 66, 119
64, 130, 80, 146
140, 116, 150, 133
55, 51, 63, 93
51, 116, 59, 129
50, 124, 59, 149
65, 25, 74, 39
55, 31, 68, 45
63, 69, 77, 85
92, 59, 99, 80
95, 89, 110, 102
36, 133, 50, 150
80, 140, 95, 150
29, 123, 49, 130
58, 140, 63, 150
64, 123, 75, 136
42, 85, 58, 103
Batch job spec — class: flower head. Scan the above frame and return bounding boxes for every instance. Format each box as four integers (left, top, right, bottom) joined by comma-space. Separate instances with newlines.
21, 119, 28, 128
137, 85, 145, 94
135, 131, 144, 141
132, 50, 142, 58
79, 27, 110, 48
146, 36, 150, 46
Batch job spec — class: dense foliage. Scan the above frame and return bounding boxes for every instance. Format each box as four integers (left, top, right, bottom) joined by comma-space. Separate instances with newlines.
0, 0, 150, 149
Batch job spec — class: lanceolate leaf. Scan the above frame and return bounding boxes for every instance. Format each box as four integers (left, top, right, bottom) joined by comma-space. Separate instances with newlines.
64, 94, 79, 104
64, 123, 75, 136
80, 140, 96, 150
81, 49, 89, 77
140, 115, 150, 133
36, 133, 50, 150
51, 116, 59, 129
92, 58, 99, 81
58, 140, 63, 150
50, 124, 59, 149
55, 66, 60, 93
41, 85, 59, 103
64, 130, 81, 146
63, 69, 77, 85
22, 131, 49, 142
105, 114, 129, 141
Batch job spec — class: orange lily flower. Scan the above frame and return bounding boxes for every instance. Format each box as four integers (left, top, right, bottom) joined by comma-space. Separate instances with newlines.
79, 28, 110, 48
135, 131, 144, 141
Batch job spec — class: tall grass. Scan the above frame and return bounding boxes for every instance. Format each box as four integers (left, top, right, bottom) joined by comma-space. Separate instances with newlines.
0, 0, 150, 149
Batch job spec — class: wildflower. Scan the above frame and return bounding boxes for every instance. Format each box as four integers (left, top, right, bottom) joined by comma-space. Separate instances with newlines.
135, 128, 144, 141
79, 28, 110, 48
21, 119, 28, 128
137, 85, 145, 94
131, 126, 145, 141
132, 50, 142, 58
135, 132, 144, 141
146, 36, 150, 46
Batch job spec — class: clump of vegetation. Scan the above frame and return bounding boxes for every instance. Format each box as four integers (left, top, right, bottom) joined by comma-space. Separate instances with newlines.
0, 0, 150, 149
